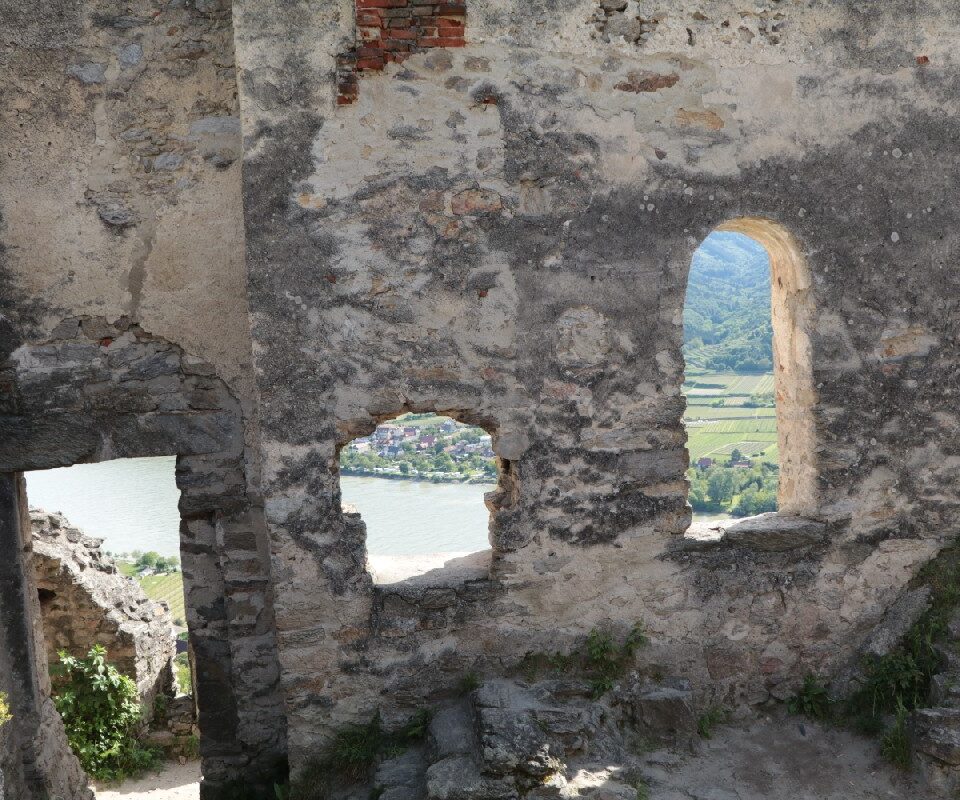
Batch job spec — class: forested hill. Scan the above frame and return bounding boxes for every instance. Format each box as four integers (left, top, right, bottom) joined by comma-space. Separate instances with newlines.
683, 231, 773, 373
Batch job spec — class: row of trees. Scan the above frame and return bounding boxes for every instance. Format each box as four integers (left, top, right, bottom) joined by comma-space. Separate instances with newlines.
340, 445, 496, 481
688, 460, 779, 517
108, 550, 180, 573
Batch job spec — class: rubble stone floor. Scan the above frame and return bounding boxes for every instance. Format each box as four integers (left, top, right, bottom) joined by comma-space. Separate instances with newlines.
642, 709, 921, 799
90, 710, 921, 799
92, 760, 200, 799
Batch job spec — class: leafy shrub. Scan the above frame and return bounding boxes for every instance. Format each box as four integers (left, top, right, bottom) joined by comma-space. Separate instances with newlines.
787, 674, 832, 720
0, 692, 11, 727
175, 652, 192, 695
52, 645, 159, 781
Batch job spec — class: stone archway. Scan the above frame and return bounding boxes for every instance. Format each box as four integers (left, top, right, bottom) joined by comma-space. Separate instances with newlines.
0, 318, 286, 800
707, 218, 818, 517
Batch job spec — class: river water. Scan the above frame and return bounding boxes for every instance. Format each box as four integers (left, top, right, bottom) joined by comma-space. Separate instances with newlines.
24, 457, 495, 557
24, 456, 729, 559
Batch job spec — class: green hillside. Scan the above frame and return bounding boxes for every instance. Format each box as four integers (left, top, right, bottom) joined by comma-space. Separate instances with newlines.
683, 231, 773, 373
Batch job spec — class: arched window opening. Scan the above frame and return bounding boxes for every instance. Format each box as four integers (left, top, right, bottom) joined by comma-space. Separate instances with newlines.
684, 218, 816, 520
24, 457, 200, 796
338, 412, 500, 583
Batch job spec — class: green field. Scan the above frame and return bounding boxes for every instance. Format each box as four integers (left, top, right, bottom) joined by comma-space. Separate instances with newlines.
684, 373, 778, 463
685, 404, 775, 420
118, 564, 186, 623
684, 371, 775, 396
139, 573, 186, 623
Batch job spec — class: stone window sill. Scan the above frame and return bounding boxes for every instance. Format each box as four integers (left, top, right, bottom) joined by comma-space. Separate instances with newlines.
368, 548, 491, 589
679, 512, 827, 553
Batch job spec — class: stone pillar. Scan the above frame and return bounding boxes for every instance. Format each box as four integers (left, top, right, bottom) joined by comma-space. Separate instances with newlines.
0, 473, 90, 800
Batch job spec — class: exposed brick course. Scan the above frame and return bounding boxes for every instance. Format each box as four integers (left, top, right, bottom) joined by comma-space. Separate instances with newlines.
336, 0, 466, 104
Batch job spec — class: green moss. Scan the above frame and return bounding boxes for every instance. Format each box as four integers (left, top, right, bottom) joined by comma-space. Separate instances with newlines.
0, 692, 11, 727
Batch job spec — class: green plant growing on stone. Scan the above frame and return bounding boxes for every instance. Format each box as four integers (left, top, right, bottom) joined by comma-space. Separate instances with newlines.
399, 708, 431, 742
175, 652, 192, 695
184, 733, 200, 759
841, 542, 960, 740
787, 674, 832, 720
585, 622, 649, 697
153, 692, 169, 723
0, 692, 11, 727
634, 778, 651, 800
290, 709, 433, 800
459, 671, 481, 695
518, 623, 648, 696
51, 645, 160, 781
697, 705, 729, 739
519, 650, 575, 682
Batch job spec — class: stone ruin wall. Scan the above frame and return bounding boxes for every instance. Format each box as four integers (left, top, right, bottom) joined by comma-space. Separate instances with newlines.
31, 509, 177, 718
236, 0, 960, 770
0, 0, 959, 795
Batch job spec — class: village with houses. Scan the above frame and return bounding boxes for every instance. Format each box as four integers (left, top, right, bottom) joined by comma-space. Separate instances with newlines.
339, 414, 498, 483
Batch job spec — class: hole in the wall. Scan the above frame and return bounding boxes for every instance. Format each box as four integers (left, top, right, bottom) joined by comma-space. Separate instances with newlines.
336, 0, 468, 105
337, 411, 506, 584
37, 587, 57, 608
682, 218, 817, 524
24, 456, 201, 794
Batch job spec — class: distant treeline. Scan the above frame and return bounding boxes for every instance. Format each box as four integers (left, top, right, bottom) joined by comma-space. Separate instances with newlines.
688, 458, 778, 517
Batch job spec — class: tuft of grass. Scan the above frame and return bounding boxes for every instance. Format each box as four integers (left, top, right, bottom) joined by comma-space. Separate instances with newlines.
880, 701, 911, 771
458, 671, 481, 695
696, 705, 729, 739
634, 778, 651, 800
787, 674, 832, 720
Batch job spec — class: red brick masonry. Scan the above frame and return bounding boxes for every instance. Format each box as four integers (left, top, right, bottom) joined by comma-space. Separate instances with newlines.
337, 0, 467, 104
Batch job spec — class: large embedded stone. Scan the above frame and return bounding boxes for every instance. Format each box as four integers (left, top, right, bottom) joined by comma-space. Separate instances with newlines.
428, 701, 476, 761
426, 755, 518, 800
722, 514, 827, 551
911, 708, 960, 765
375, 747, 427, 800
862, 588, 931, 659
931, 673, 960, 709
630, 686, 697, 745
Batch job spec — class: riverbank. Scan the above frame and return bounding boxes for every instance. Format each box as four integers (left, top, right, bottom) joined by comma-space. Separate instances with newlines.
340, 467, 493, 484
